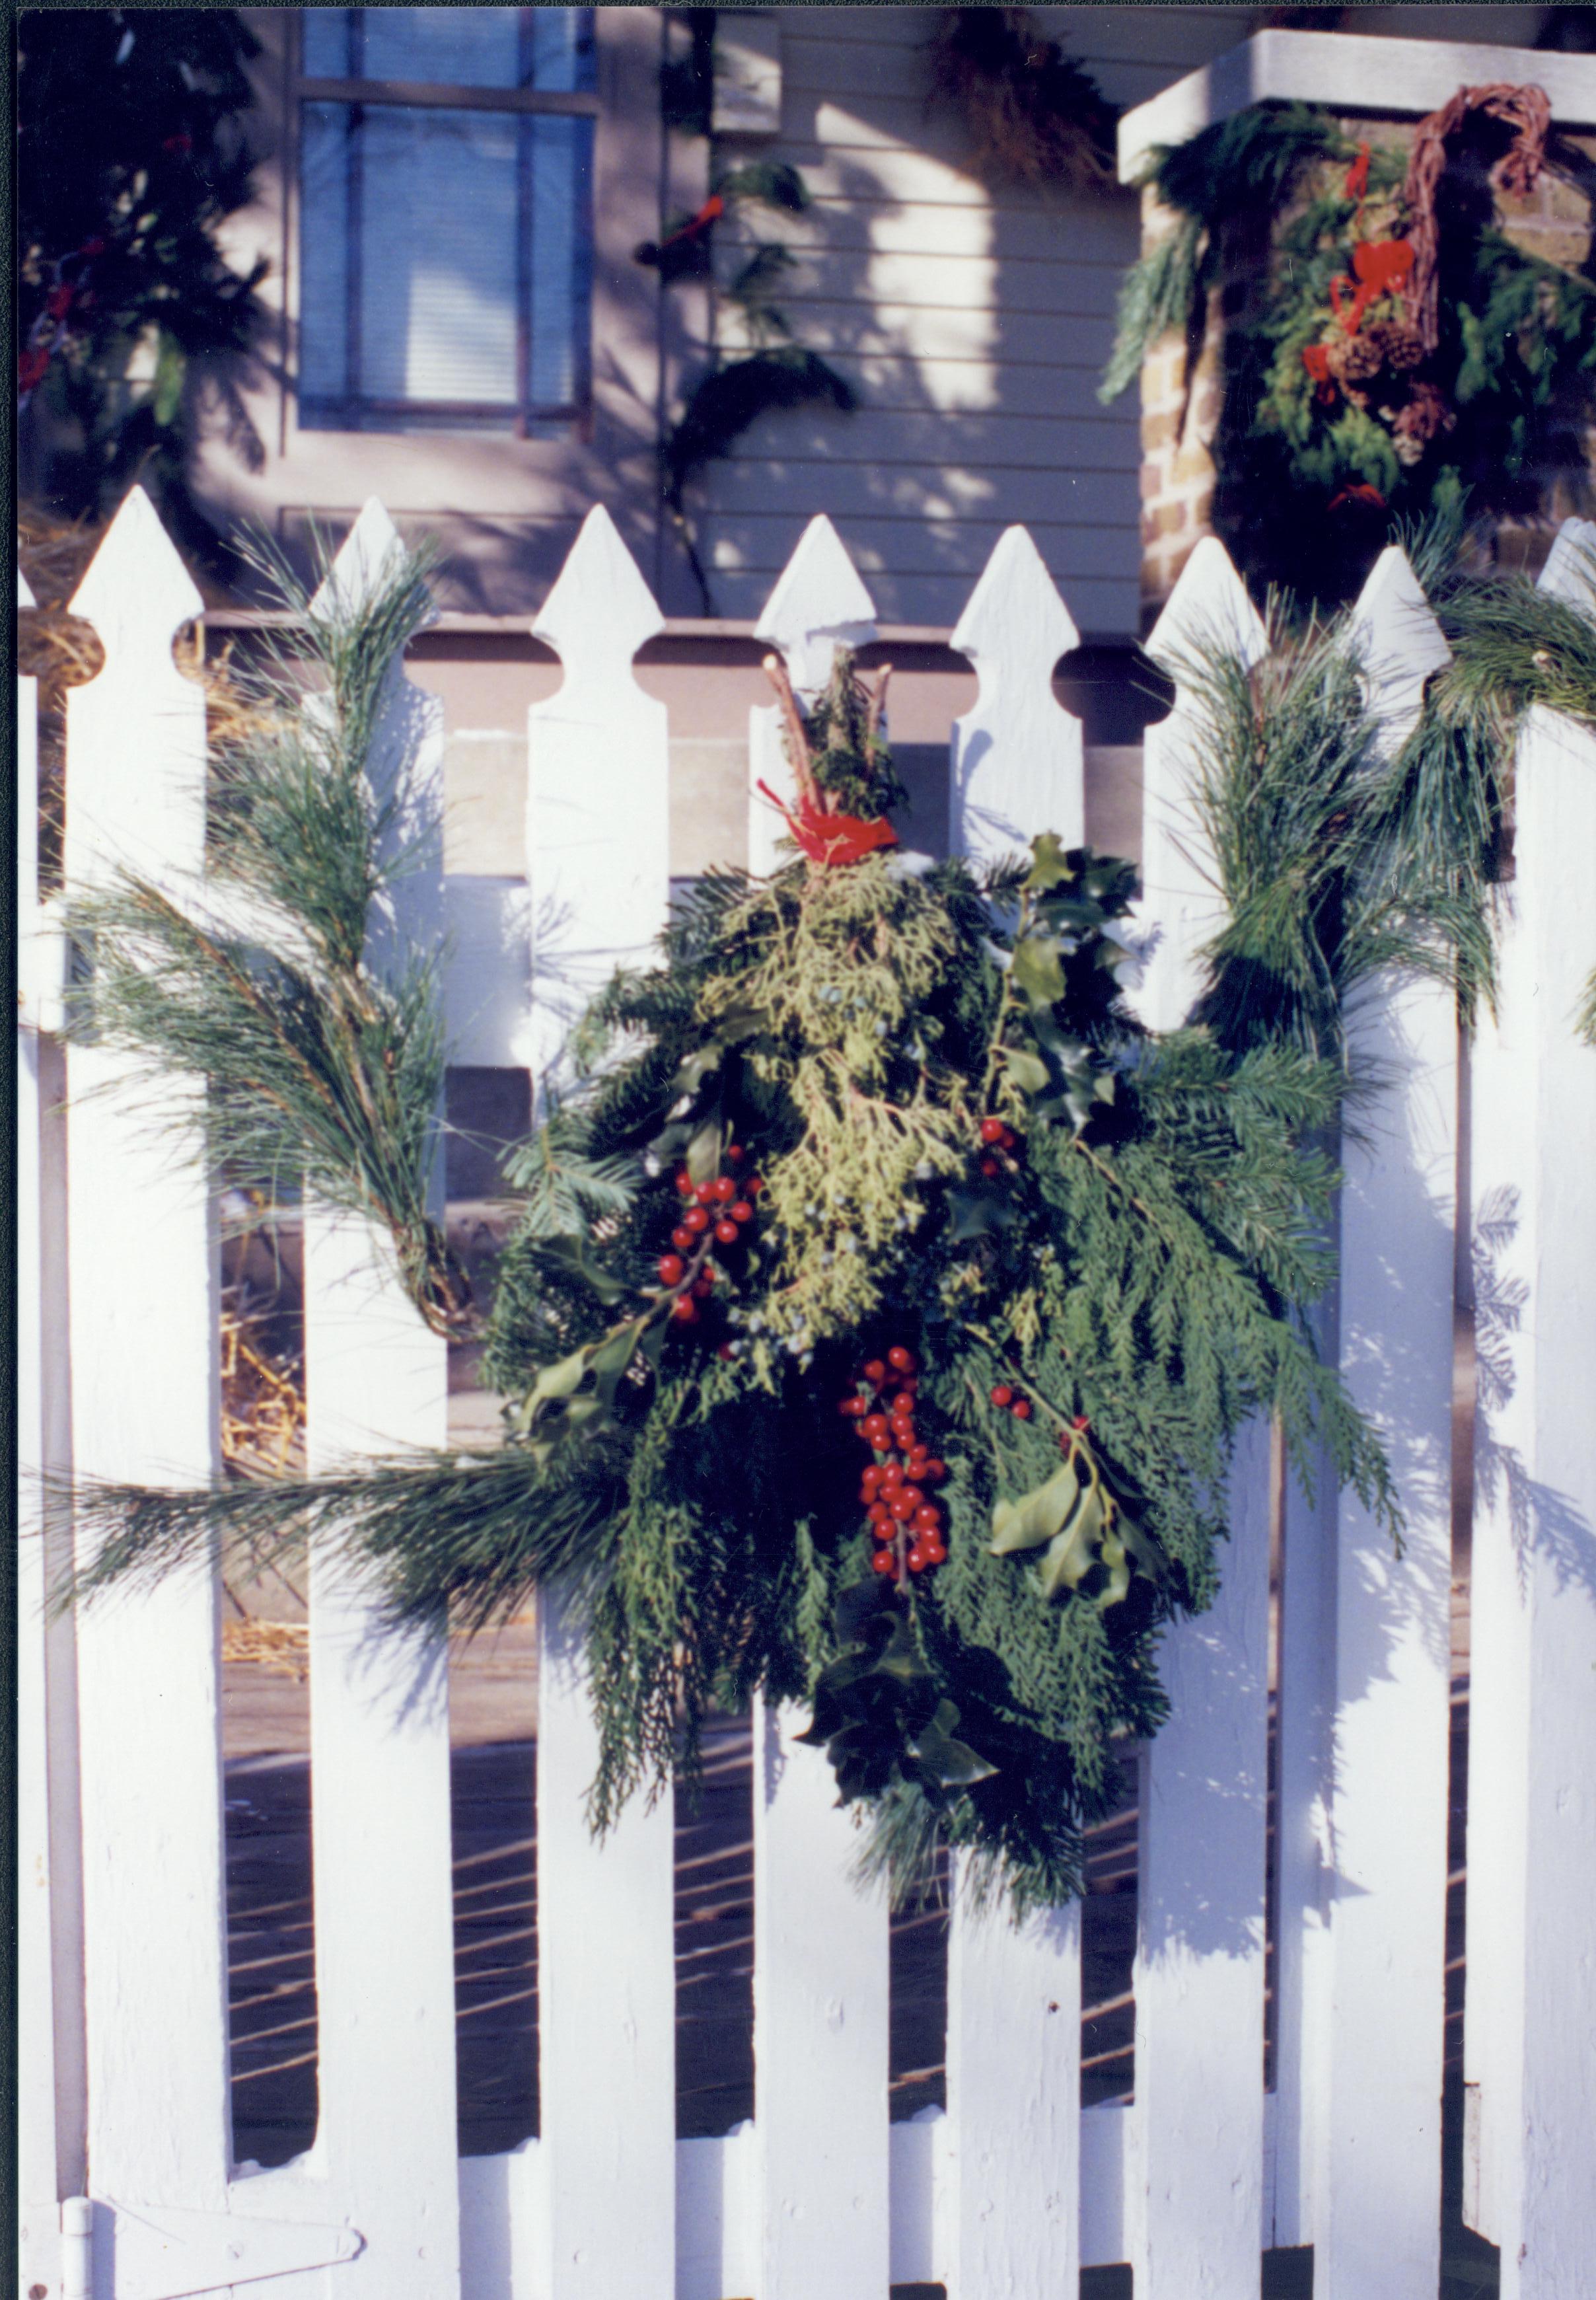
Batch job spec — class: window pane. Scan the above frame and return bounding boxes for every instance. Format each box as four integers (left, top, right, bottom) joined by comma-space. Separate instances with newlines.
361, 110, 519, 403
529, 116, 592, 406
301, 12, 353, 78
299, 102, 350, 400
529, 11, 596, 94
361, 8, 522, 89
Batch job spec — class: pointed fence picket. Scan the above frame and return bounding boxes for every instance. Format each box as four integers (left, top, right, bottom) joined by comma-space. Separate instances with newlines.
941, 523, 1085, 2300
24, 486, 1595, 2299
746, 513, 877, 876
526, 505, 678, 2298
1463, 519, 1596, 2300
1127, 540, 1274, 2300
61, 492, 235, 2228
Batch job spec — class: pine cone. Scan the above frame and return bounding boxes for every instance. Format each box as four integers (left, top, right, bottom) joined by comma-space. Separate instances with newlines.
1371, 317, 1425, 371
1393, 380, 1454, 447
1336, 330, 1386, 385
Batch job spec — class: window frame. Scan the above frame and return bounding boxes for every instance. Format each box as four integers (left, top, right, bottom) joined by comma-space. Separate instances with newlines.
293, 8, 599, 437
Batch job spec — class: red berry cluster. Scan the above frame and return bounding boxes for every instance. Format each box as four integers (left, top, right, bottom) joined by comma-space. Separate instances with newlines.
838, 1345, 949, 1579
989, 1382, 1033, 1423
976, 1113, 1020, 1181
659, 1146, 764, 1328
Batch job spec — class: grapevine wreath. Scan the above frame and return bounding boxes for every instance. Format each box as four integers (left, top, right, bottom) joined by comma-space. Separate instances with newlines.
67, 608, 1399, 1913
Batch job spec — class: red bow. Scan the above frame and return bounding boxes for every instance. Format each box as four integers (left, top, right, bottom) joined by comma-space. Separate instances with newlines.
756, 781, 898, 868
1328, 482, 1386, 513
1330, 237, 1415, 334
1344, 143, 1371, 203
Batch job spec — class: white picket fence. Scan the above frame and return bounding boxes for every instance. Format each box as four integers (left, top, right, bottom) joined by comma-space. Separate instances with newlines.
16, 492, 1596, 2300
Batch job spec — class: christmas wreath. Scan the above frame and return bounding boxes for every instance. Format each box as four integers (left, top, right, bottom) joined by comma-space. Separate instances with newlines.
68, 628, 1398, 1912
1103, 91, 1596, 597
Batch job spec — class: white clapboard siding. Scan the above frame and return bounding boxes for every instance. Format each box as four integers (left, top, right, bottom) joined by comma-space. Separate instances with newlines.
1130, 535, 1272, 2300
752, 1692, 892, 2300
949, 523, 1083, 868
61, 492, 234, 2223
943, 525, 1085, 2296
528, 503, 671, 1086
746, 513, 878, 876
1464, 519, 1596, 2299
297, 503, 462, 2298
1314, 548, 1456, 2299
527, 508, 677, 2297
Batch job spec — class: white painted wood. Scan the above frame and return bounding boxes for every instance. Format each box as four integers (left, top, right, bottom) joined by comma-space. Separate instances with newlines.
1125, 533, 1271, 2296
1079, 2103, 1130, 2270
1464, 527, 1596, 2297
747, 515, 878, 875
1118, 31, 1596, 180
299, 503, 460, 2298
18, 564, 65, 2297
949, 525, 1083, 869
456, 2141, 542, 2300
441, 877, 534, 1070
944, 1879, 1081, 2297
751, 1691, 891, 2300
1136, 535, 1268, 1031
92, 2200, 359, 2298
1130, 1417, 1272, 2300
62, 490, 233, 2219
677, 2124, 756, 2300
536, 1588, 676, 2296
1310, 550, 1455, 2299
528, 504, 670, 1085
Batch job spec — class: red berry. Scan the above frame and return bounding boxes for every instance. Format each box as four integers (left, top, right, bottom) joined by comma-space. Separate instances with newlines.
922, 1538, 948, 1565
887, 1346, 915, 1374
712, 1175, 737, 1203
671, 1226, 696, 1253
671, 1295, 699, 1323
658, 1253, 685, 1286
906, 1544, 929, 1574
990, 1385, 1012, 1407
715, 1218, 739, 1245
898, 1485, 924, 1514
861, 1460, 881, 1487
717, 1342, 735, 1360
683, 1204, 710, 1234
868, 1506, 892, 1532
871, 1547, 896, 1575
1073, 1415, 1091, 1432
745, 1175, 764, 1196
1000, 1126, 1017, 1150
862, 1358, 887, 1388
881, 1461, 904, 1489
694, 1179, 716, 1205
890, 1390, 917, 1415
889, 1489, 916, 1522
862, 1414, 890, 1446
1011, 1398, 1032, 1421
980, 1116, 1005, 1145
890, 1416, 915, 1445
731, 1201, 754, 1224
840, 1396, 867, 1419
693, 1275, 715, 1300
980, 1155, 1001, 1178
922, 1458, 947, 1484
726, 1144, 744, 1165
913, 1504, 940, 1532
675, 1171, 694, 1196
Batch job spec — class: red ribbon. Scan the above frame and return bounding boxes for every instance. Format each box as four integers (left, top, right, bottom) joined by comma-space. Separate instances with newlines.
756, 780, 898, 868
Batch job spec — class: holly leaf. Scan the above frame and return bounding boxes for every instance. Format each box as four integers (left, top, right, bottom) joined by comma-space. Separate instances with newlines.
1023, 833, 1076, 893
1010, 934, 1067, 1009
1036, 1480, 1108, 1599
1001, 1045, 1050, 1096
687, 1119, 723, 1183
515, 1344, 597, 1433
537, 1232, 628, 1305
990, 1463, 1081, 1555
906, 1699, 999, 1789
946, 1187, 1021, 1242
591, 1320, 645, 1413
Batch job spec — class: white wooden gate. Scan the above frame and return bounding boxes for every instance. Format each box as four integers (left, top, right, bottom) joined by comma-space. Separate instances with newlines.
17, 493, 1596, 2300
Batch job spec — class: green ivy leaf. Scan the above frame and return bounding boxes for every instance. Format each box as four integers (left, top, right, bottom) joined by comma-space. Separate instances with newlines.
1010, 934, 1067, 1009
1001, 1045, 1050, 1096
1023, 833, 1076, 893
906, 1699, 999, 1789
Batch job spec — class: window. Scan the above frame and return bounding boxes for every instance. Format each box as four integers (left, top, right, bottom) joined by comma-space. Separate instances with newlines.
297, 8, 596, 433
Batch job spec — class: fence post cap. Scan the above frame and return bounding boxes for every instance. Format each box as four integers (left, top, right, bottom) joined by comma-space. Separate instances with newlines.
1538, 516, 1596, 606
755, 514, 876, 696
532, 503, 663, 673
1347, 544, 1449, 755
952, 525, 1079, 667
68, 484, 203, 640
1145, 535, 1267, 681
311, 497, 436, 627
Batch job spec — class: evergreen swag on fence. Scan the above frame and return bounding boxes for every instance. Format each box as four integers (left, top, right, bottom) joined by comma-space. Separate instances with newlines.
63, 516, 1596, 1911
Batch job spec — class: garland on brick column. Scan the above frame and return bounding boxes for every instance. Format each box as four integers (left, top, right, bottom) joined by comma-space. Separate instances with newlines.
1103, 92, 1596, 597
